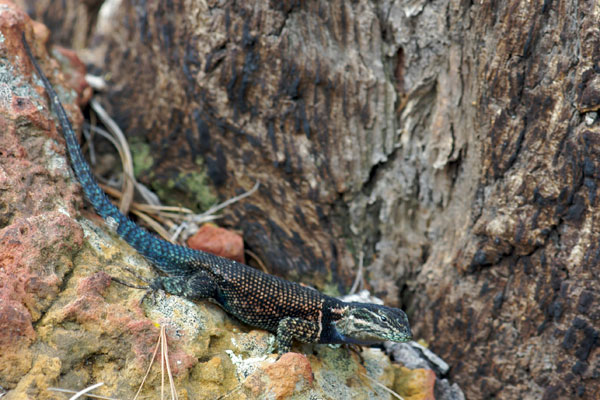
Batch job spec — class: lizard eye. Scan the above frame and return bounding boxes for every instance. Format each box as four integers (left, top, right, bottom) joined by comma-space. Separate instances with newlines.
379, 315, 388, 322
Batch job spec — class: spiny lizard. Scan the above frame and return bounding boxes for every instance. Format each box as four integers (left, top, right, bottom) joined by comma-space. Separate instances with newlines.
22, 34, 412, 354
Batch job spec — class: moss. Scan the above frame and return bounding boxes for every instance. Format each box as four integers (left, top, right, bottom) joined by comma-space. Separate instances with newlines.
150, 158, 217, 212
171, 166, 218, 211
130, 140, 217, 212
129, 138, 154, 177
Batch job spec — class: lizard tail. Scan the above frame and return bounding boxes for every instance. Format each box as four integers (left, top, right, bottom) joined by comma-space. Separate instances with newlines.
22, 33, 202, 276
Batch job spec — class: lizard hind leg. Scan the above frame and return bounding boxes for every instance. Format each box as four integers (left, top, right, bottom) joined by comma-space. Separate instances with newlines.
151, 270, 217, 301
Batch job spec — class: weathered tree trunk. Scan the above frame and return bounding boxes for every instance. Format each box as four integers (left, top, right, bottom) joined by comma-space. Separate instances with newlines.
18, 0, 600, 398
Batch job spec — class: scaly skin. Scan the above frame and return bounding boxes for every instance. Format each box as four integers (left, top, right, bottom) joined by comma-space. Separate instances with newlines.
23, 33, 412, 354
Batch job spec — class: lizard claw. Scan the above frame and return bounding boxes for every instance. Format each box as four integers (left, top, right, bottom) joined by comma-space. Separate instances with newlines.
118, 264, 153, 285
110, 276, 157, 307
139, 287, 158, 306
110, 276, 150, 290
110, 276, 164, 307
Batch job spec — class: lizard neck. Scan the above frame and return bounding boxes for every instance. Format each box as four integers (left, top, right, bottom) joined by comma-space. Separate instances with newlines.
319, 298, 355, 344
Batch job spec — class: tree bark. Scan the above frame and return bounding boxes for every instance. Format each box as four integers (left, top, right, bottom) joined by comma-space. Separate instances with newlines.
19, 0, 600, 398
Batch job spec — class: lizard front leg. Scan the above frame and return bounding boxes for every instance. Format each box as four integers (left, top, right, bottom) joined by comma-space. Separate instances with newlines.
276, 317, 321, 354
151, 271, 217, 301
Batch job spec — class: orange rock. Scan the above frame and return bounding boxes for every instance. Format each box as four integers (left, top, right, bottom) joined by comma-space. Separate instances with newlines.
187, 223, 245, 263
393, 366, 436, 400
244, 353, 313, 399
264, 352, 314, 398
198, 356, 225, 383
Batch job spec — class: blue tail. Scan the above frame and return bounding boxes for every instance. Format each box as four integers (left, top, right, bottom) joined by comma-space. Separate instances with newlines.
23, 34, 200, 275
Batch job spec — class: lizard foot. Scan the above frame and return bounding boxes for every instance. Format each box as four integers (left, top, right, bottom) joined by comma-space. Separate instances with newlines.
110, 276, 156, 306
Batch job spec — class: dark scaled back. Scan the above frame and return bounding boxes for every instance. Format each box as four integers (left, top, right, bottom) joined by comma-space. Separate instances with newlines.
199, 256, 326, 332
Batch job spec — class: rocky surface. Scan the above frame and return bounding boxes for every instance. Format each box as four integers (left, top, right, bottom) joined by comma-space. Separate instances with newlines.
9, 0, 600, 398
0, 3, 455, 399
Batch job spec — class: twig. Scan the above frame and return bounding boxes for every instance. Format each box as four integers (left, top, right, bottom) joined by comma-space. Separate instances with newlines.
245, 249, 269, 273
89, 99, 135, 214
132, 327, 162, 400
349, 251, 364, 295
99, 184, 193, 215
172, 182, 260, 242
161, 326, 179, 400
215, 383, 244, 400
156, 211, 200, 221
169, 224, 186, 244
85, 74, 108, 91
52, 382, 105, 400
48, 385, 118, 400
190, 181, 260, 222
69, 382, 105, 400
161, 326, 165, 400
82, 125, 97, 166
139, 205, 193, 213
359, 372, 404, 400
86, 124, 122, 158
133, 179, 162, 206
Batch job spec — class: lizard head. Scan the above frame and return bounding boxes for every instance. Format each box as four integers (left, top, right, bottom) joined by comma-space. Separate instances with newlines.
332, 302, 412, 345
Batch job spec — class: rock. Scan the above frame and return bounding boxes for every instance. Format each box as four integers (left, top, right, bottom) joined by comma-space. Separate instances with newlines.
392, 366, 436, 400
386, 341, 449, 375
435, 378, 466, 400
0, 0, 84, 390
0, 5, 447, 398
243, 353, 313, 399
187, 223, 245, 263
197, 356, 225, 384
387, 342, 434, 372
15, 0, 600, 397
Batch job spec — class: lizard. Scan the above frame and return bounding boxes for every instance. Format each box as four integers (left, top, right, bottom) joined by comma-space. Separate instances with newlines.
22, 33, 412, 355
